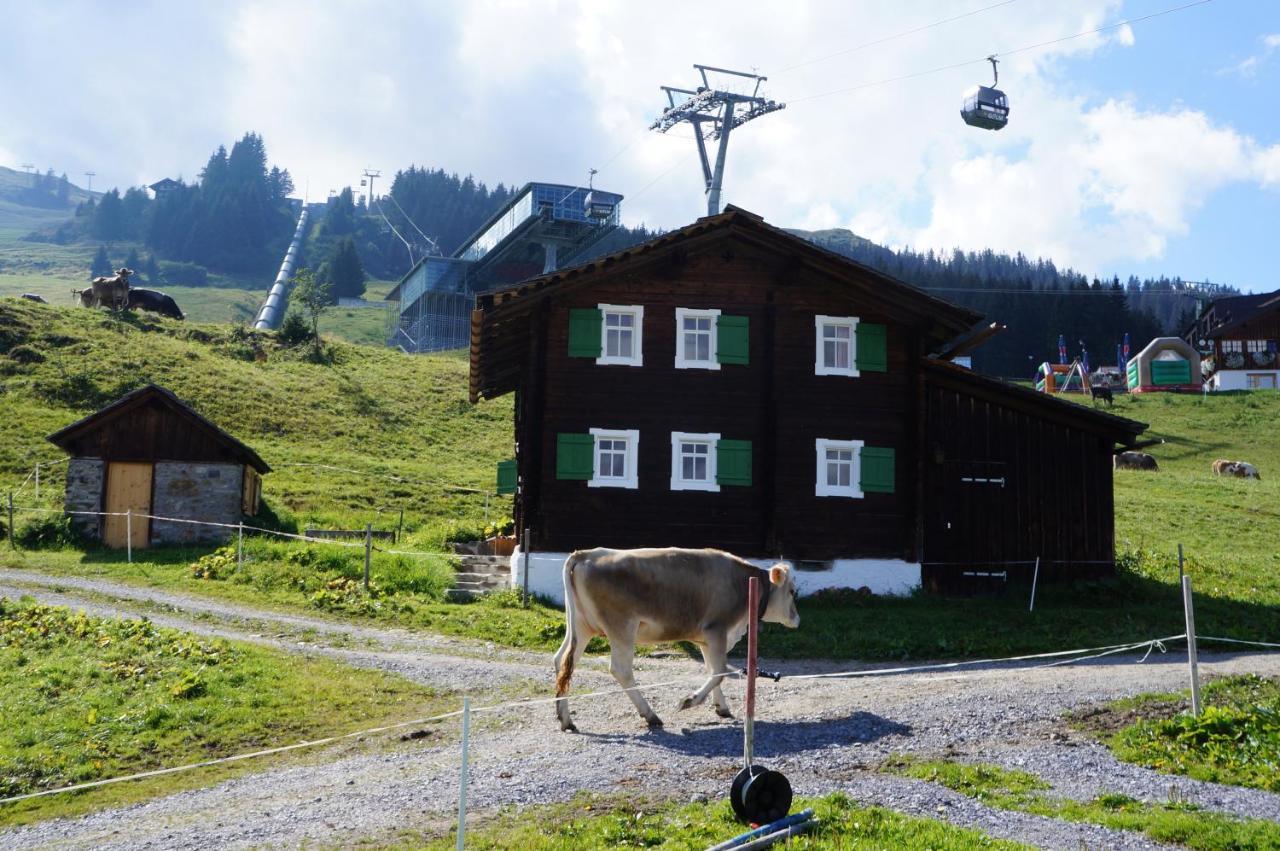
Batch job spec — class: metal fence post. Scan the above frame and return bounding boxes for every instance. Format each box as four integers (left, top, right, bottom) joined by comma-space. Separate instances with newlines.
744, 575, 759, 772
456, 696, 471, 851
1182, 574, 1201, 716
237, 522, 244, 568
364, 523, 372, 592
126, 510, 132, 564
7, 492, 13, 550
1028, 556, 1041, 612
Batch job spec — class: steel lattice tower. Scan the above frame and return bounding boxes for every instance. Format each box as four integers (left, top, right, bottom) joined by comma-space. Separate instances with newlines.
651, 65, 784, 217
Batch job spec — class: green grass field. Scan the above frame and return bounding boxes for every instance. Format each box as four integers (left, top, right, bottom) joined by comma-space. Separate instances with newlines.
0, 597, 454, 827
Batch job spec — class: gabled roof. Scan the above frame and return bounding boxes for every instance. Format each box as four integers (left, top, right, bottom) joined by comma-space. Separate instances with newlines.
47, 384, 270, 473
923, 358, 1148, 445
1195, 288, 1280, 338
470, 206, 983, 402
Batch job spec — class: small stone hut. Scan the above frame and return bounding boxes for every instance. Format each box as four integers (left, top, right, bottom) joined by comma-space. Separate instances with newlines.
47, 384, 270, 548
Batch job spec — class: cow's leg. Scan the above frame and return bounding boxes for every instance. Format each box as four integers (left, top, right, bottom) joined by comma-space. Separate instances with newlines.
702, 642, 734, 718
679, 634, 730, 714
609, 627, 662, 728
553, 618, 589, 733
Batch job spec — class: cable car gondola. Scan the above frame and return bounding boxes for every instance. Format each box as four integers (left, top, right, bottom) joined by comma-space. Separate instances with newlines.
961, 55, 1009, 131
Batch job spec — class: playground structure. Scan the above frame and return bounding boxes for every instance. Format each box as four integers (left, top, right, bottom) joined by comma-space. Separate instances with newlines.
1126, 337, 1202, 393
1035, 361, 1085, 394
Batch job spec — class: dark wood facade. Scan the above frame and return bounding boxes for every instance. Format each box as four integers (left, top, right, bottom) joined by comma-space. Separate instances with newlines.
472, 208, 1146, 578
1185, 290, 1280, 380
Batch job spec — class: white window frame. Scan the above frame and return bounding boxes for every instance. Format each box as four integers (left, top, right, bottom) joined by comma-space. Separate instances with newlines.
815, 438, 864, 498
674, 308, 721, 370
596, 304, 644, 367
670, 431, 720, 492
1246, 339, 1267, 353
1222, 340, 1243, 353
588, 427, 639, 489
815, 315, 860, 377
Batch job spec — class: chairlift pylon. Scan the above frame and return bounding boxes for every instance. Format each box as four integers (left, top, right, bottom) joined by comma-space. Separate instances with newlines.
961, 55, 1009, 131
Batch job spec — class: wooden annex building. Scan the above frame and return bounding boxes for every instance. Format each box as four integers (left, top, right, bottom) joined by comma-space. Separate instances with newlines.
470, 207, 1147, 596
48, 384, 269, 549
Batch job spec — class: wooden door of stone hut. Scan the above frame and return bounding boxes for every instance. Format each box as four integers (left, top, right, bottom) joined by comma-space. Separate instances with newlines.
102, 462, 152, 549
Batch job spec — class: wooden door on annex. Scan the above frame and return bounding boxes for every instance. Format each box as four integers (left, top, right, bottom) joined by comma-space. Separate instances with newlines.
102, 462, 152, 549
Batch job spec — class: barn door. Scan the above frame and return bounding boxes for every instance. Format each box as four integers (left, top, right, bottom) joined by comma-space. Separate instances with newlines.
924, 460, 1007, 591
103, 462, 152, 549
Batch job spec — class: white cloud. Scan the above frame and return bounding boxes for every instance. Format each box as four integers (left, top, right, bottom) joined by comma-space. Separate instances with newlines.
0, 0, 1274, 280
1220, 32, 1280, 78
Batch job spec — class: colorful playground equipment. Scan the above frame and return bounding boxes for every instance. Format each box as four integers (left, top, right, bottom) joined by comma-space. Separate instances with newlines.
1126, 337, 1201, 393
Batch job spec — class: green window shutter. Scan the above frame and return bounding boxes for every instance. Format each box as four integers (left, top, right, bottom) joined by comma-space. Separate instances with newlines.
716, 439, 753, 486
567, 308, 602, 358
856, 323, 887, 372
716, 315, 750, 365
860, 446, 895, 494
556, 433, 595, 480
496, 459, 517, 495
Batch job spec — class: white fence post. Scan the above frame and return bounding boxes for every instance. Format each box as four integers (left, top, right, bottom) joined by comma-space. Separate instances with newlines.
6, 492, 13, 550
1028, 556, 1041, 612
126, 510, 132, 564
363, 523, 373, 592
237, 522, 244, 568
1182, 574, 1201, 716
456, 696, 471, 851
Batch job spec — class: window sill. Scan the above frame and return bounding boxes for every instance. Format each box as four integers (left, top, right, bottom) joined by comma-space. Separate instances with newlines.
815, 366, 860, 378
815, 487, 864, 499
674, 360, 722, 371
671, 480, 721, 492
595, 357, 644, 367
588, 478, 639, 490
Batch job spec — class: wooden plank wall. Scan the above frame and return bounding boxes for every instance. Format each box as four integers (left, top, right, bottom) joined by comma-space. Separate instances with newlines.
527, 236, 917, 560
60, 400, 247, 465
922, 380, 1116, 591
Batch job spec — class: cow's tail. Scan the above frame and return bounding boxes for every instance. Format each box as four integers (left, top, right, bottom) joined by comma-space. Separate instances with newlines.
555, 552, 584, 697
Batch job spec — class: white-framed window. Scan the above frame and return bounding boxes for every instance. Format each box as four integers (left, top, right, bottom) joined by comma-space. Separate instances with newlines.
1222, 340, 1243, 353
815, 315, 859, 377
597, 304, 644, 367
675, 308, 721, 370
670, 431, 720, 492
815, 438, 864, 498
588, 428, 639, 489
1246, 340, 1267, 353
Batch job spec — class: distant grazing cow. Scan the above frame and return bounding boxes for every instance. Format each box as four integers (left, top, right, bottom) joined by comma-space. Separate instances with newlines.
125, 288, 184, 320
1213, 459, 1260, 479
1114, 451, 1158, 471
19, 293, 47, 304
71, 288, 95, 307
1091, 386, 1114, 407
554, 547, 800, 732
89, 267, 133, 311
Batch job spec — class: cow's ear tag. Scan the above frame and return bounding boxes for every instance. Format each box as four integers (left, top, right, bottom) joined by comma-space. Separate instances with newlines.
768, 564, 787, 586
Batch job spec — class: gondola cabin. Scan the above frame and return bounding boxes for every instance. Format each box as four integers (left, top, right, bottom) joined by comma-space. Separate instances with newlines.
960, 85, 1009, 130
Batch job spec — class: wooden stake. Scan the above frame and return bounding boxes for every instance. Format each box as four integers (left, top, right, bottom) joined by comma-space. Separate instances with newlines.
1177, 543, 1184, 585
363, 523, 372, 592
7, 493, 13, 550
1182, 575, 1201, 716
34, 464, 39, 500
396, 508, 404, 543
456, 696, 471, 851
237, 523, 244, 568
744, 575, 759, 771
126, 510, 132, 564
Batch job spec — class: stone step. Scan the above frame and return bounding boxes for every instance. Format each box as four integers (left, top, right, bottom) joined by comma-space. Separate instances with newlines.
454, 572, 509, 586
457, 555, 510, 567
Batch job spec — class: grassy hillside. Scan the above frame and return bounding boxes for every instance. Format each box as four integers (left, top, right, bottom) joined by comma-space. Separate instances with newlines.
0, 298, 511, 530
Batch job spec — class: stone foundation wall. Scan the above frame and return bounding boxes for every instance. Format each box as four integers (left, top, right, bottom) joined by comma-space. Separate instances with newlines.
64, 458, 104, 539
150, 462, 242, 545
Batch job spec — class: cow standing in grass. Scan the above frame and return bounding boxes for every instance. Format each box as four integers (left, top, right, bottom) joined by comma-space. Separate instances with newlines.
553, 547, 800, 732
1213, 459, 1261, 479
1114, 451, 1158, 471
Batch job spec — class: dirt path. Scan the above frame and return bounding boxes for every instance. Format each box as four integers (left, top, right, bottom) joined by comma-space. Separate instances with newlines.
3, 568, 1280, 850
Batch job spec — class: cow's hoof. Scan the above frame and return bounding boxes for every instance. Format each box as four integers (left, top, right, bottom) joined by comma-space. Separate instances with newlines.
715, 705, 734, 719
646, 716, 664, 729
560, 722, 579, 733
678, 695, 697, 712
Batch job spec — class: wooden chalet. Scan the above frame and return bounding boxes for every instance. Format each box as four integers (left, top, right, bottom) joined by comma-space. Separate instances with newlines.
470, 207, 1147, 595
48, 384, 270, 549
1185, 289, 1280, 391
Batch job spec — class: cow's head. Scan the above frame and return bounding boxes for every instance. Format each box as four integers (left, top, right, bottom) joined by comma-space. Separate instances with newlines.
763, 563, 800, 628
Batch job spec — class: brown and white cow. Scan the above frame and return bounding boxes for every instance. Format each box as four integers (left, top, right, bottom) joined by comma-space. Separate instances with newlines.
1213, 459, 1261, 479
553, 547, 800, 732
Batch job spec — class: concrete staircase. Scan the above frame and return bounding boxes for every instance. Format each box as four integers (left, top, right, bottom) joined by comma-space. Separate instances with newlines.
447, 555, 511, 601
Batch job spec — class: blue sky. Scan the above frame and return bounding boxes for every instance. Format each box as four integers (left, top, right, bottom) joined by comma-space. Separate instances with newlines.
1, 1, 1277, 291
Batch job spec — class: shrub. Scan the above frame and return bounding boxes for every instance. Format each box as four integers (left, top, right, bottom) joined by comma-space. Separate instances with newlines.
190, 547, 238, 580
15, 513, 84, 549
277, 311, 312, 347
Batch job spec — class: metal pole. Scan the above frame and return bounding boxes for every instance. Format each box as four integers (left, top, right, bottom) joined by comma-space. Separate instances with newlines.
456, 696, 471, 851
364, 523, 373, 592
744, 575, 759, 771
1177, 543, 1184, 585
1182, 575, 1201, 716
521, 528, 531, 608
126, 510, 132, 564
707, 102, 734, 216
237, 522, 244, 568
1028, 556, 1041, 612
7, 493, 13, 549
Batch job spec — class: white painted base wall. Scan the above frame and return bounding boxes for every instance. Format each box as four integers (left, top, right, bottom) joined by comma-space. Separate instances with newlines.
509, 550, 921, 606
1208, 369, 1280, 391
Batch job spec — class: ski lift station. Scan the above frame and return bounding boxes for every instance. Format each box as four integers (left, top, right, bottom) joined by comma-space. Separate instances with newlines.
386, 182, 623, 352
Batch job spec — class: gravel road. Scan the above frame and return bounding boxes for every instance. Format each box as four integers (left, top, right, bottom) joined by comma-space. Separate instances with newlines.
2, 568, 1279, 850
